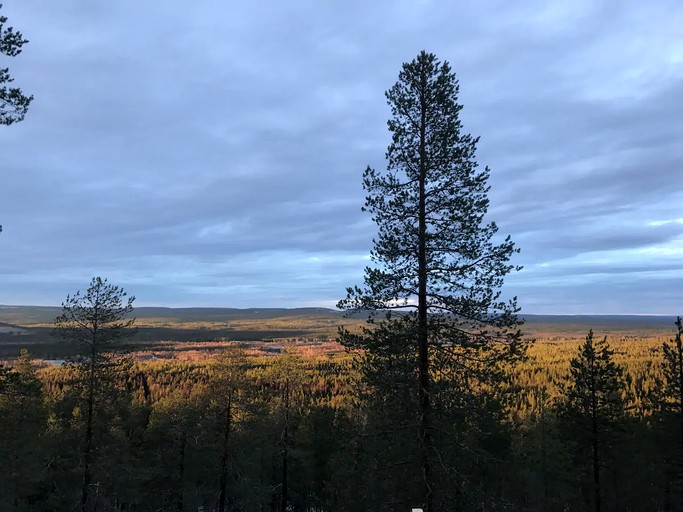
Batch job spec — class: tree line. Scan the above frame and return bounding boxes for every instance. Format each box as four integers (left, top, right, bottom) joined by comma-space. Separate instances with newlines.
1, 307, 683, 510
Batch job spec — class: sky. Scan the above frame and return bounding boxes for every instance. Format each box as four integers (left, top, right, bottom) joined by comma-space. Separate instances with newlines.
1, 1, 682, 314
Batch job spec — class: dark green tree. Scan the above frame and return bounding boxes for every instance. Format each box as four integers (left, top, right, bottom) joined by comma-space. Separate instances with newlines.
145, 389, 212, 512
338, 51, 523, 511
0, 4, 33, 234
271, 350, 300, 512
565, 331, 626, 512
0, 3, 32, 125
663, 317, 683, 445
260, 349, 308, 511
0, 349, 47, 510
52, 277, 136, 512
512, 385, 574, 511
661, 316, 683, 508
209, 345, 249, 512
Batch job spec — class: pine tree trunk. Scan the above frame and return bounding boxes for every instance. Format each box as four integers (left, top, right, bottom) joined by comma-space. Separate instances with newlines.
259, 438, 265, 512
677, 336, 683, 506
13, 396, 25, 507
281, 378, 290, 512
177, 432, 186, 512
82, 345, 97, 512
677, 338, 683, 457
592, 431, 601, 512
218, 392, 233, 512
417, 67, 433, 512
663, 456, 672, 512
281, 438, 288, 512
591, 383, 601, 512
540, 413, 549, 511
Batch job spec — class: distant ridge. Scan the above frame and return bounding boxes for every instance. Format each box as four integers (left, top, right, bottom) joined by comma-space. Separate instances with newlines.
0, 305, 677, 329
519, 314, 678, 335
521, 314, 676, 326
0, 305, 340, 325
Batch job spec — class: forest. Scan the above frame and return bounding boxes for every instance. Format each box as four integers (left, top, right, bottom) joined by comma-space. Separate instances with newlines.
1, 319, 682, 511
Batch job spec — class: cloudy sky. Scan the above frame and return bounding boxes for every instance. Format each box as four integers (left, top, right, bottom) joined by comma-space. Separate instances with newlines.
1, 1, 682, 314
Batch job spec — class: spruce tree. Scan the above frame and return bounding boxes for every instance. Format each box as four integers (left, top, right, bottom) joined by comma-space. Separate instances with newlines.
338, 51, 522, 511
565, 331, 625, 512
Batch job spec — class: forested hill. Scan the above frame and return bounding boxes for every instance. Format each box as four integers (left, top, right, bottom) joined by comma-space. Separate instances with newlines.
0, 305, 339, 325
520, 313, 677, 336
0, 304, 677, 334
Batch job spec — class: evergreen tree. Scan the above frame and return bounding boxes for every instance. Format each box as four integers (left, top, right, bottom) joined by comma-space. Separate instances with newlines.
565, 331, 626, 512
0, 4, 33, 235
0, 350, 46, 510
145, 389, 212, 512
663, 317, 683, 444
661, 316, 683, 508
266, 350, 306, 511
512, 385, 573, 511
0, 3, 32, 125
338, 51, 522, 511
209, 345, 249, 512
52, 276, 136, 512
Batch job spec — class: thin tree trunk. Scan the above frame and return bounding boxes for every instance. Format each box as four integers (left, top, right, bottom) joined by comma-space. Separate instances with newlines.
591, 358, 601, 512
260, 437, 265, 512
540, 411, 549, 511
82, 345, 97, 512
592, 430, 601, 512
271, 432, 278, 512
281, 379, 290, 512
677, 336, 683, 453
677, 334, 683, 506
663, 456, 672, 512
417, 63, 433, 512
12, 395, 25, 507
218, 391, 233, 512
177, 432, 186, 512
281, 441, 288, 512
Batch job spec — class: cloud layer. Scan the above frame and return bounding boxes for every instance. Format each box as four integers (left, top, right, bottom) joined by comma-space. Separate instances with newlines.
1, 0, 681, 313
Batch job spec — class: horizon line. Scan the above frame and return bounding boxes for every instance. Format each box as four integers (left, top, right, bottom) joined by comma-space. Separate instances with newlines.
0, 303, 679, 318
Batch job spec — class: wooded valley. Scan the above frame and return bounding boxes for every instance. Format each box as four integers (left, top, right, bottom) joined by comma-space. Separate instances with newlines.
1, 313, 682, 511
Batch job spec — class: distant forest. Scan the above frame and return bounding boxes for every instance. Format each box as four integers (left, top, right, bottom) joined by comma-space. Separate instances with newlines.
1, 323, 683, 511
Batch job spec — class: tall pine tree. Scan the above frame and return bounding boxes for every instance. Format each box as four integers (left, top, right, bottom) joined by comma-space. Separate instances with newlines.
338, 51, 522, 512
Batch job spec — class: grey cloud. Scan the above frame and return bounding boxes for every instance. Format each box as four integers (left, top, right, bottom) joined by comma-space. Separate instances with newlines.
1, 0, 681, 312
521, 222, 683, 255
